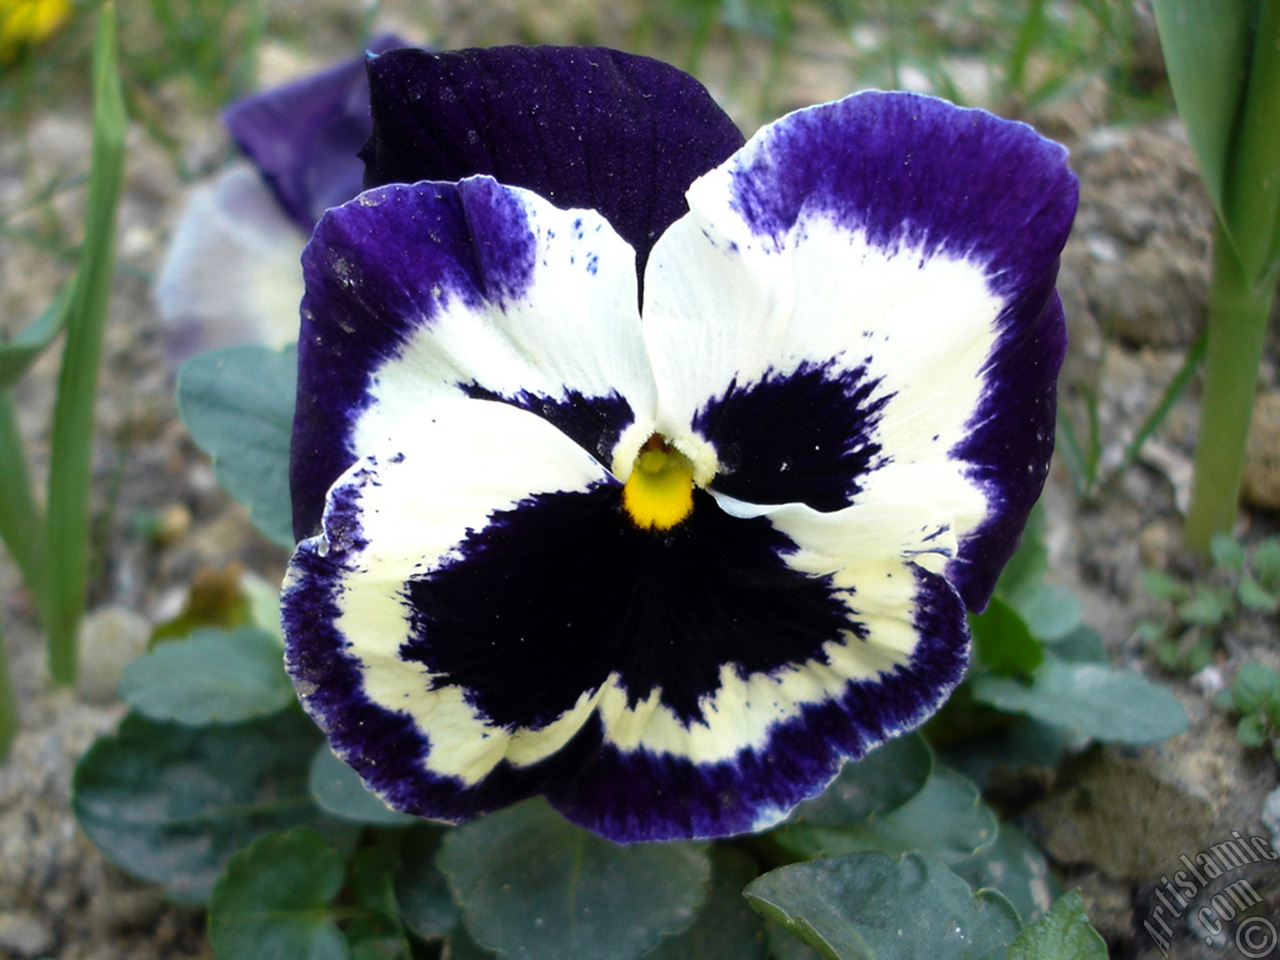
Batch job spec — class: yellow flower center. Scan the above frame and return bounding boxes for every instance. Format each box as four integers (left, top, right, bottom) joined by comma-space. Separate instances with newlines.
622, 435, 696, 531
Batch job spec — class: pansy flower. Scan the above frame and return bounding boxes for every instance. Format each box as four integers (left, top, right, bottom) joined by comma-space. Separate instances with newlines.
281, 46, 1077, 843
153, 34, 405, 361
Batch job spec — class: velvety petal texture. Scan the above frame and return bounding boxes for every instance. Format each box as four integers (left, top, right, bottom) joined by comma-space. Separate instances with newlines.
644, 91, 1076, 610
225, 33, 407, 230
283, 63, 1078, 844
360, 45, 746, 267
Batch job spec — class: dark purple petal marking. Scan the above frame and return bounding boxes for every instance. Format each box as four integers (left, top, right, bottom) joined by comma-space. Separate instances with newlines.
459, 385, 635, 467
547, 566, 967, 841
718, 91, 1076, 608
292, 178, 541, 541
402, 487, 850, 729
225, 34, 407, 230
360, 45, 745, 269
695, 360, 892, 511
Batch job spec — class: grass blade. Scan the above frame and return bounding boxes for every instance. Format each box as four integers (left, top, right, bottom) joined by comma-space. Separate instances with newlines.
43, 2, 127, 685
0, 393, 48, 610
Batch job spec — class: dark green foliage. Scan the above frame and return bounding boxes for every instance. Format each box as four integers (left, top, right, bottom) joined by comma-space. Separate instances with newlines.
118, 626, 294, 725
438, 798, 712, 960
72, 709, 326, 902
1214, 662, 1280, 760
744, 851, 1021, 960
177, 345, 298, 548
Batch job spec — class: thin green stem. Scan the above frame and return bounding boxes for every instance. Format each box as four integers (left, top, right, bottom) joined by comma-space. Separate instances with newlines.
0, 620, 16, 762
1104, 327, 1208, 488
44, 3, 126, 685
1184, 219, 1278, 554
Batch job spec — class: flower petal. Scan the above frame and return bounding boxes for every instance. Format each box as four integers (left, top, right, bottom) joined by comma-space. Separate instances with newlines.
555, 496, 965, 841
153, 164, 307, 363
224, 34, 407, 230
283, 399, 619, 823
291, 175, 652, 540
547, 522, 969, 841
644, 90, 1076, 609
360, 45, 745, 268
286, 409, 968, 841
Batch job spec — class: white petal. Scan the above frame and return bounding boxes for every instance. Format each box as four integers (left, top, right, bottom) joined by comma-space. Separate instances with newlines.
153, 164, 306, 362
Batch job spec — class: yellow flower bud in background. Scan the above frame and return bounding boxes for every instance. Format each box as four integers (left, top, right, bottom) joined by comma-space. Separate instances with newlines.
1, 0, 72, 63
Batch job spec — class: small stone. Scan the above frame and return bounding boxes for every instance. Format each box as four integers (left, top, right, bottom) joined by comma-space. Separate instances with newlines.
0, 909, 56, 957
76, 605, 152, 705
1242, 393, 1280, 511
1263, 785, 1280, 848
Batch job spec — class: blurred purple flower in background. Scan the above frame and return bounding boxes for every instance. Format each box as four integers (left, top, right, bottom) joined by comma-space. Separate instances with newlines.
153, 35, 405, 362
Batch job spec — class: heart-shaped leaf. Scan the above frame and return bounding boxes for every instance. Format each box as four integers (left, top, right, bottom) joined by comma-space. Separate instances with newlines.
439, 798, 710, 960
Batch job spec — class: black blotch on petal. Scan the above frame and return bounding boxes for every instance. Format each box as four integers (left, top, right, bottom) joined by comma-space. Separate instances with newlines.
695, 360, 891, 511
400, 486, 853, 730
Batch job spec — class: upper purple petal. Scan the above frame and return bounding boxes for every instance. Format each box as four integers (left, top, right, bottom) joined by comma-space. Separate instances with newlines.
359, 45, 745, 268
224, 34, 408, 231
715, 91, 1077, 610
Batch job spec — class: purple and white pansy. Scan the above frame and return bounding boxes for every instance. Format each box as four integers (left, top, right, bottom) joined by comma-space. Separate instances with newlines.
280, 46, 1078, 843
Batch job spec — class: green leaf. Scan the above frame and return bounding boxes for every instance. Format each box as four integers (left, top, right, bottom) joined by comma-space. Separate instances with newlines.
970, 660, 1188, 745
72, 710, 325, 902
347, 917, 406, 960
1140, 570, 1186, 603
446, 924, 499, 960
1237, 714, 1270, 747
969, 597, 1044, 676
1210, 534, 1246, 572
309, 744, 417, 827
1043, 625, 1107, 665
394, 827, 460, 941
1154, 629, 1214, 674
208, 828, 348, 960
1252, 537, 1280, 591
117, 626, 293, 725
43, 0, 128, 686
1006, 891, 1106, 960
439, 798, 710, 960
1229, 663, 1280, 714
176, 344, 298, 548
1013, 583, 1083, 643
940, 717, 1079, 788
952, 824, 1060, 925
1236, 574, 1279, 612
0, 281, 73, 389
1150, 0, 1252, 218
786, 733, 933, 828
646, 846, 766, 960
774, 767, 997, 866
348, 842, 412, 960
744, 851, 1021, 960
994, 506, 1048, 608
766, 925, 825, 960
